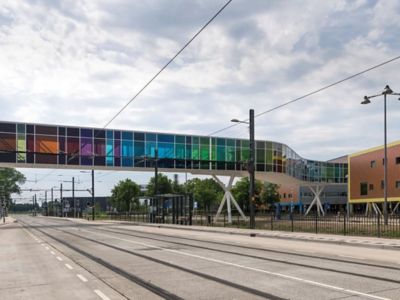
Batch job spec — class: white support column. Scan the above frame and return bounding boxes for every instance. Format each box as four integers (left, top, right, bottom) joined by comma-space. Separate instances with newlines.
304, 185, 325, 216
391, 202, 400, 215
212, 175, 247, 223
372, 203, 382, 216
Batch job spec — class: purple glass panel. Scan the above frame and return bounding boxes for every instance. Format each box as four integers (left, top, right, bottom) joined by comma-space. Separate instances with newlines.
94, 139, 105, 156
114, 139, 121, 157
81, 137, 92, 156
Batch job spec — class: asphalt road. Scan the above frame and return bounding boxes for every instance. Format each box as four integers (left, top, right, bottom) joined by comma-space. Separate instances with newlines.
4, 215, 400, 300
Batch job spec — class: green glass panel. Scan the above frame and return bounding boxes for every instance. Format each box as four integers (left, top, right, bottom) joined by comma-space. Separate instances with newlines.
200, 137, 209, 145
176, 135, 185, 144
200, 144, 209, 160
217, 146, 225, 161
192, 136, 199, 145
227, 145, 235, 162
256, 149, 265, 163
226, 139, 235, 147
265, 148, 272, 164
176, 144, 185, 159
192, 144, 199, 160
17, 124, 25, 134
17, 134, 26, 162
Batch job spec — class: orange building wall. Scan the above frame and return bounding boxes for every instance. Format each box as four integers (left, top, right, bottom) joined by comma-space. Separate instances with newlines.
278, 185, 299, 203
349, 142, 400, 203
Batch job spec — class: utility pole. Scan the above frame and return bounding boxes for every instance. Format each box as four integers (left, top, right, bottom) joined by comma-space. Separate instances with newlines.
72, 177, 76, 218
154, 148, 158, 196
45, 190, 48, 216
91, 169, 95, 221
249, 109, 256, 229
34, 194, 37, 216
51, 187, 54, 216
60, 183, 63, 217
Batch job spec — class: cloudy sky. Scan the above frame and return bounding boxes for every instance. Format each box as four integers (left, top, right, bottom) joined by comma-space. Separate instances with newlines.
1, 0, 400, 202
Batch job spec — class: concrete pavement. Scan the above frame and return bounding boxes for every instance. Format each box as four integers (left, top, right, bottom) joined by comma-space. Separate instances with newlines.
6, 215, 400, 299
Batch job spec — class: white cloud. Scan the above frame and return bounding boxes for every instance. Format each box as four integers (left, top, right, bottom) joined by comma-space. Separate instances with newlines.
1, 0, 400, 197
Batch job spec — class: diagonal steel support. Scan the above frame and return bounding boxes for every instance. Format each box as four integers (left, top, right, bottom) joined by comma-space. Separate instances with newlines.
213, 175, 247, 223
391, 202, 400, 215
305, 185, 325, 216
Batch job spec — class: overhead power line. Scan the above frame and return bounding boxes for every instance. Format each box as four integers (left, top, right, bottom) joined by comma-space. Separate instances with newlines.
103, 0, 233, 129
208, 54, 400, 136
32, 0, 233, 184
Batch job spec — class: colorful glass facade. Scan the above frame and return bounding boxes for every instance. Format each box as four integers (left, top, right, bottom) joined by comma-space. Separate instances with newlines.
0, 121, 347, 183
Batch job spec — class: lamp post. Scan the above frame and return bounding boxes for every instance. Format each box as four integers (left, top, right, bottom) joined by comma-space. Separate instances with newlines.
231, 109, 256, 229
362, 85, 400, 225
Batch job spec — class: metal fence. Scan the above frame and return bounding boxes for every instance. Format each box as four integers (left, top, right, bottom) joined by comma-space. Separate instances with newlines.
88, 210, 400, 239
193, 211, 400, 239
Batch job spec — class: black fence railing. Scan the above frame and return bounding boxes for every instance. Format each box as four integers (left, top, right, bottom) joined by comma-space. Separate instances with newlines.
84, 210, 400, 239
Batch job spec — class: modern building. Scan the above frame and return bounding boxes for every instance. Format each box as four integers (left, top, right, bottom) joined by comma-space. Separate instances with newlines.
0, 121, 349, 219
348, 141, 400, 214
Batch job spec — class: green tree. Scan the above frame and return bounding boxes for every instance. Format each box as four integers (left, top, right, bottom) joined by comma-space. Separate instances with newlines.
0, 168, 26, 210
231, 177, 263, 212
185, 178, 223, 212
110, 179, 140, 212
259, 183, 280, 210
146, 173, 173, 196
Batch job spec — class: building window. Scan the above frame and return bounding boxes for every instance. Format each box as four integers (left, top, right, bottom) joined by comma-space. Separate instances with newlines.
360, 182, 368, 196
283, 193, 286, 198
381, 180, 384, 189
396, 157, 400, 164
369, 184, 374, 191
370, 160, 376, 168
396, 181, 400, 189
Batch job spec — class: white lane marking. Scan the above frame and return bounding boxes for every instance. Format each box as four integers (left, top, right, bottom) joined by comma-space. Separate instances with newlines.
94, 289, 110, 300
339, 255, 365, 260
79, 228, 391, 300
45, 247, 49, 250
65, 263, 73, 270
56, 256, 63, 261
51, 251, 55, 255
77, 274, 88, 282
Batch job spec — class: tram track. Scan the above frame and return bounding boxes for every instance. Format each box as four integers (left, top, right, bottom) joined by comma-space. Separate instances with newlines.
92, 226, 400, 285
104, 224, 400, 271
21, 217, 287, 300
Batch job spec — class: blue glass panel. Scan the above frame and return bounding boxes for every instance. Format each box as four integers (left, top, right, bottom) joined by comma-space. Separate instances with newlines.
158, 143, 174, 158
134, 132, 144, 141
106, 140, 113, 166
134, 141, 145, 157
146, 133, 156, 142
146, 141, 156, 157
106, 130, 113, 140
158, 134, 174, 143
122, 131, 133, 140
114, 131, 121, 140
122, 140, 133, 157
122, 157, 133, 167
81, 128, 93, 138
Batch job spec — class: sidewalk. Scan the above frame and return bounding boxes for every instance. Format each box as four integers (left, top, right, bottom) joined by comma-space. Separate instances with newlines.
91, 219, 400, 250
0, 216, 16, 226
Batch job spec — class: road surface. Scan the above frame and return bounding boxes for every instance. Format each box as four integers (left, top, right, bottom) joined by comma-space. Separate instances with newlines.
2, 215, 400, 299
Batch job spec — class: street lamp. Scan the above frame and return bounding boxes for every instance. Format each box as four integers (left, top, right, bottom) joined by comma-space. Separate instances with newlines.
362, 85, 400, 225
231, 109, 256, 229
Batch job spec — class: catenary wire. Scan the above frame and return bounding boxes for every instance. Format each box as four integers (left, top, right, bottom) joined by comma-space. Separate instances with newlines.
31, 1, 233, 184
103, 0, 233, 129
208, 54, 400, 136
